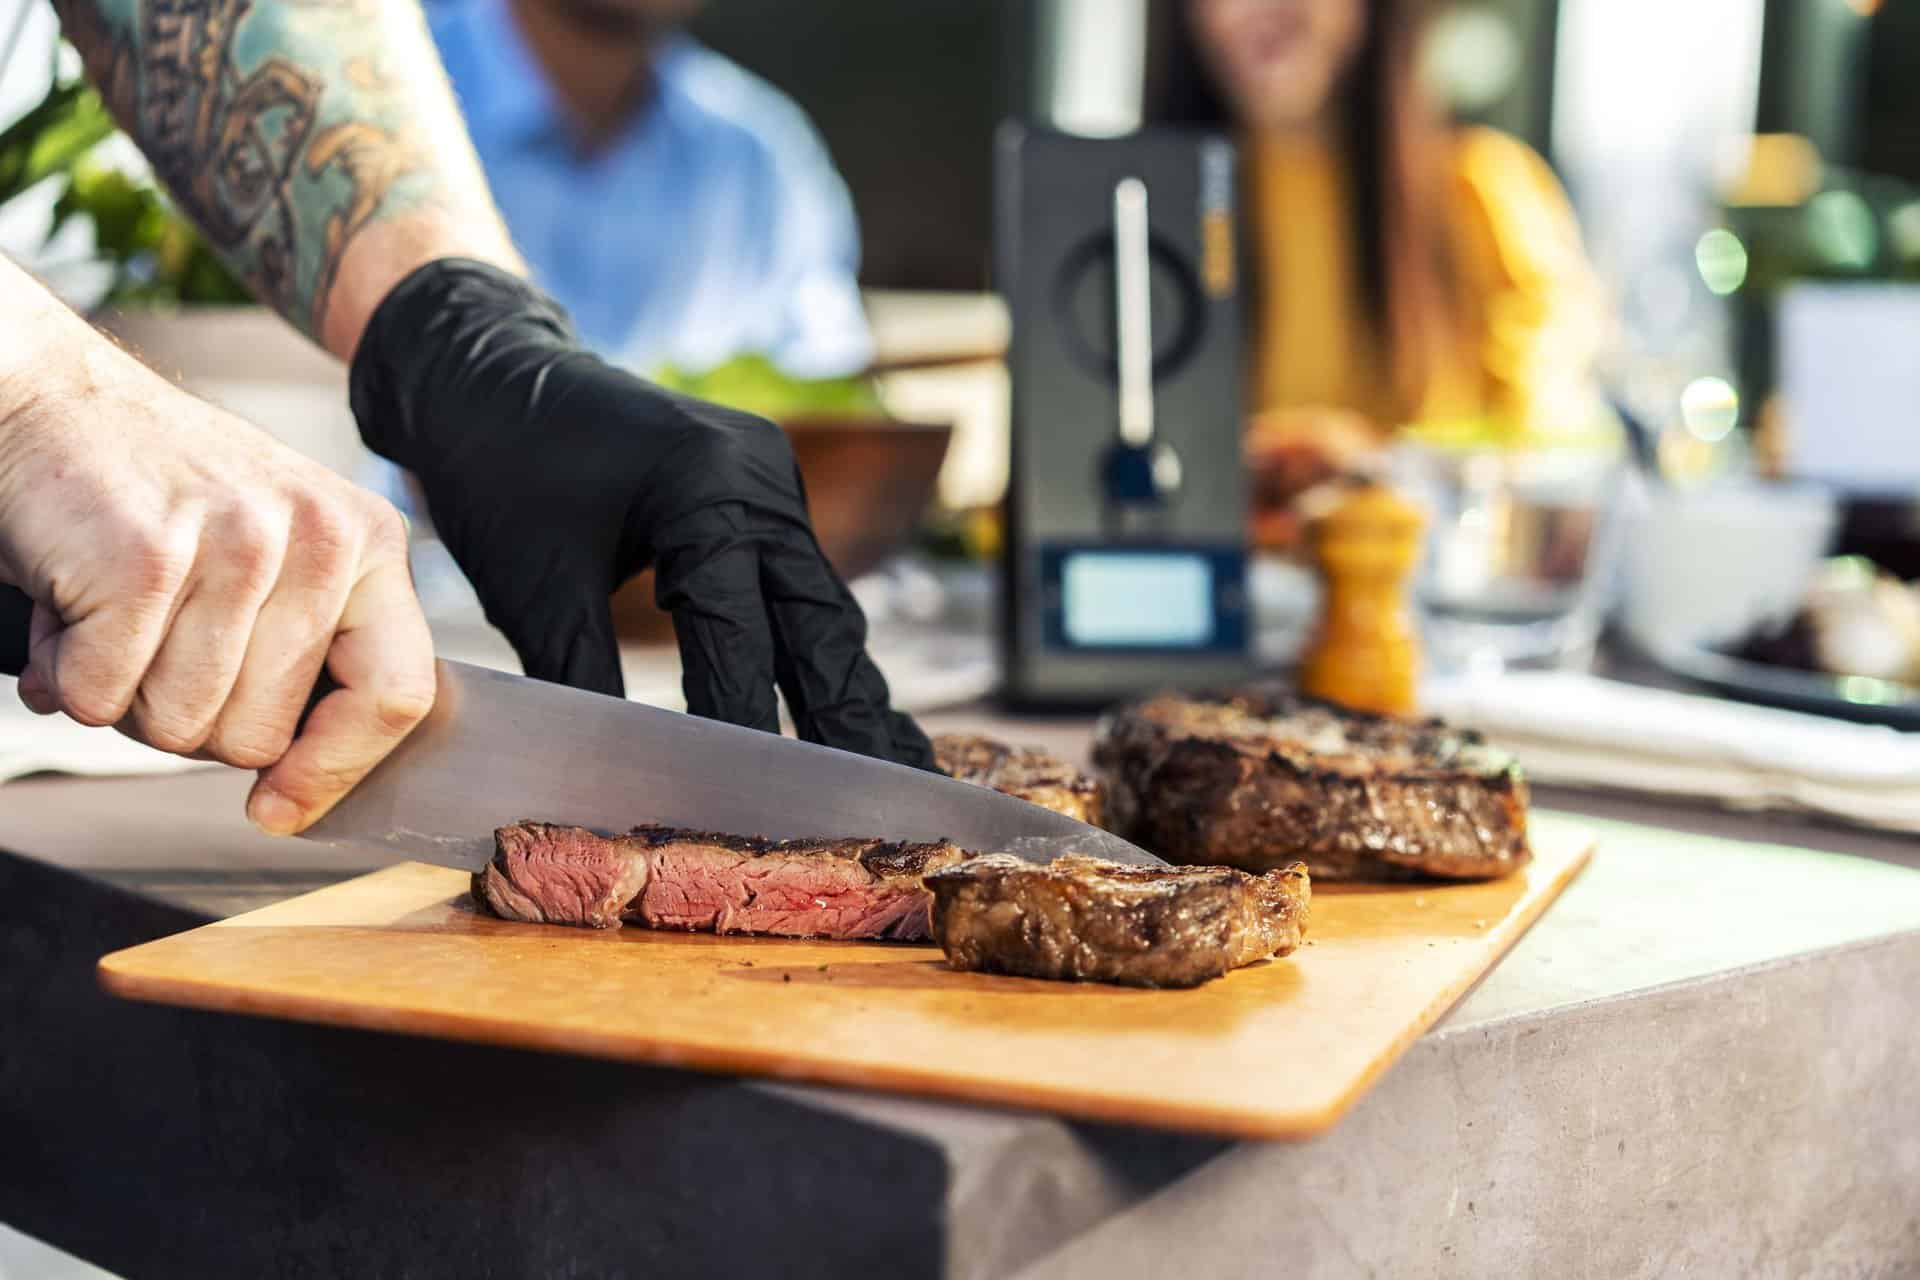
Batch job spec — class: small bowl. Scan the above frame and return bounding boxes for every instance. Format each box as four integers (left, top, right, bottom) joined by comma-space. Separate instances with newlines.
610, 414, 953, 642
1618, 480, 1838, 653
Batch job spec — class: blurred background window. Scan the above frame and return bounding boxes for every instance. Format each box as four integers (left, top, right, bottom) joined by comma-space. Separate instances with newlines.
1550, 0, 1766, 453
682, 0, 1030, 295
6, 0, 1920, 524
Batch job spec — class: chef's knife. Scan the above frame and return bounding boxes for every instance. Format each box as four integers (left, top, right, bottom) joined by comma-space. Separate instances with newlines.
297, 658, 1165, 870
2, 593, 1158, 869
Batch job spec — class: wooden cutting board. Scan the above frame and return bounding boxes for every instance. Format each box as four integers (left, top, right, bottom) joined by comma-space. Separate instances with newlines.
99, 816, 1592, 1141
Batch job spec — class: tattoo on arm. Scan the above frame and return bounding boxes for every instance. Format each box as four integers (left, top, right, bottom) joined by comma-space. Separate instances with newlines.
52, 0, 459, 339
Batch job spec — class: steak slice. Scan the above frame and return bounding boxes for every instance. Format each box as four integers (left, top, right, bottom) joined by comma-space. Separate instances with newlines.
926, 854, 1310, 988
1094, 686, 1530, 881
933, 733, 1106, 826
475, 822, 967, 939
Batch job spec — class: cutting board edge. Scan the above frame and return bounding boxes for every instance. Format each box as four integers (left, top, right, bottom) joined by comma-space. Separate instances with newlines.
93, 831, 1595, 1143
95, 954, 1348, 1141
1301, 832, 1595, 1121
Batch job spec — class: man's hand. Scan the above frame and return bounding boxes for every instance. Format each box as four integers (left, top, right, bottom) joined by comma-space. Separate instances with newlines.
351, 259, 934, 770
0, 335, 436, 835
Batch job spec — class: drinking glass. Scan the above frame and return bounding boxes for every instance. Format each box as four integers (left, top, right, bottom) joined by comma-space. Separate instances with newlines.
1391, 441, 1627, 672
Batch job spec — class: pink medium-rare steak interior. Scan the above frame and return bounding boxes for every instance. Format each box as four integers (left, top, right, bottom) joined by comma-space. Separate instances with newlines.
475, 822, 970, 940
640, 837, 931, 938
476, 822, 651, 929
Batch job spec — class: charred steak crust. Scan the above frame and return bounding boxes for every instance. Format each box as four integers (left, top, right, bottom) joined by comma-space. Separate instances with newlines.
474, 821, 967, 939
926, 854, 1310, 988
617, 824, 962, 878
933, 734, 1106, 827
1093, 686, 1530, 881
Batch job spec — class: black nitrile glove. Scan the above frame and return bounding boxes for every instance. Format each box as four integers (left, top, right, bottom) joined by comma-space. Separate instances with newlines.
348, 258, 936, 770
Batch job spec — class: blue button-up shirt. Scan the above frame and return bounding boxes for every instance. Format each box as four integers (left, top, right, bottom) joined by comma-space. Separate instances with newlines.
427, 0, 873, 377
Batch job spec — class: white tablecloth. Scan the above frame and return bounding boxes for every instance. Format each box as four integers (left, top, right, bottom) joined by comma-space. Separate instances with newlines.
0, 679, 205, 784
1426, 670, 1920, 833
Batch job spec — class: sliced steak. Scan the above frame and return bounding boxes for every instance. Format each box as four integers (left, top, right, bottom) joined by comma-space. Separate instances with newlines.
1094, 686, 1530, 881
933, 733, 1106, 826
475, 821, 967, 939
926, 854, 1309, 988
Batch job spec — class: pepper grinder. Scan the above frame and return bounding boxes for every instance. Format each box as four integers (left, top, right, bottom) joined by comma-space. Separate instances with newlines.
1300, 481, 1425, 716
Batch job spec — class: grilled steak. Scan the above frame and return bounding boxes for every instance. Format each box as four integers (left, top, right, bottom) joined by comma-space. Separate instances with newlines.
475, 821, 967, 939
1094, 686, 1530, 881
926, 854, 1309, 988
933, 733, 1106, 826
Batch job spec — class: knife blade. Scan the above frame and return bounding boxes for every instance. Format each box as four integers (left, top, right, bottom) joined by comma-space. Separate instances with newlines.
298, 659, 1166, 871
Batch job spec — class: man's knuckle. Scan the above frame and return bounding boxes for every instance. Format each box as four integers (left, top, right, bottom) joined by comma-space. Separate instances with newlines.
136, 706, 212, 755
281, 754, 363, 798
120, 527, 191, 597
206, 724, 289, 771
53, 648, 140, 726
307, 533, 355, 583
301, 492, 356, 545
223, 520, 282, 587
360, 499, 411, 556
60, 685, 128, 728
373, 679, 436, 735
223, 491, 281, 538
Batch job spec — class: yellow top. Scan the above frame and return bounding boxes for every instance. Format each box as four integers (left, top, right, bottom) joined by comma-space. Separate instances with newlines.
1246, 126, 1610, 446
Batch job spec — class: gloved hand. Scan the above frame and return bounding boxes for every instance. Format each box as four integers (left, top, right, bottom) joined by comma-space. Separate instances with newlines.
349, 258, 935, 770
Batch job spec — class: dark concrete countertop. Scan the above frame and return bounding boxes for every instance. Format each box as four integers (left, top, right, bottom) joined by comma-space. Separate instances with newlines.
3, 710, 1919, 1277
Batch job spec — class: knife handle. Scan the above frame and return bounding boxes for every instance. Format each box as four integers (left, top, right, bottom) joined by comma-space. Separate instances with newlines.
2, 585, 29, 678
299, 668, 342, 731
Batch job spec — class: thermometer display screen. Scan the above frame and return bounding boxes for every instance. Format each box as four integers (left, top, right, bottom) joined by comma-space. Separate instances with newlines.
1060, 551, 1215, 648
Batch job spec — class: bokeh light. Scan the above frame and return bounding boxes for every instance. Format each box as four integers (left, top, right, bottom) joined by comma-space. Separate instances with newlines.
1838, 675, 1902, 706
1694, 228, 1748, 294
1424, 8, 1522, 114
1806, 190, 1877, 271
1889, 202, 1920, 265
1680, 376, 1740, 443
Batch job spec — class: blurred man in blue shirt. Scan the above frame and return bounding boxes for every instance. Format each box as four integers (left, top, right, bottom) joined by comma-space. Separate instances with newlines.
426, 0, 873, 376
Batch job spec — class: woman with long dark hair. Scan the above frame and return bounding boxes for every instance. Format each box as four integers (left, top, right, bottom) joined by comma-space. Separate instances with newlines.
1157, 0, 1609, 544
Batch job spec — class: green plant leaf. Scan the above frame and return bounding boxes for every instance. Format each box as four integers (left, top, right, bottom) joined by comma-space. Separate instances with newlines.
647, 353, 884, 419
0, 81, 93, 201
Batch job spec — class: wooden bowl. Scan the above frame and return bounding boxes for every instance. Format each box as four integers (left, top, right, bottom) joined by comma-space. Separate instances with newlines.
610, 414, 953, 642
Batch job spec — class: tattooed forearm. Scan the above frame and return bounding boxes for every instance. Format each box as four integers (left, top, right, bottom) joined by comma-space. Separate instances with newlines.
51, 0, 506, 343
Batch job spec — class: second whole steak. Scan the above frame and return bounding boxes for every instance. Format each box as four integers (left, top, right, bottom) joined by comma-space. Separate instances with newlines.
1094, 686, 1531, 881
933, 734, 1106, 826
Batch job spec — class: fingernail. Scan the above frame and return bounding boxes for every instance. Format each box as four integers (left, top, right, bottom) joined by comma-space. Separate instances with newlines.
248, 785, 303, 836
